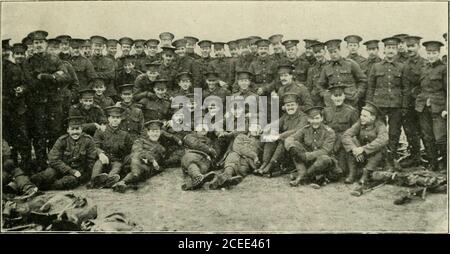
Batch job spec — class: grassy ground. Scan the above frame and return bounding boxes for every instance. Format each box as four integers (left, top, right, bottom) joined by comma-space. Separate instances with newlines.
51, 167, 448, 233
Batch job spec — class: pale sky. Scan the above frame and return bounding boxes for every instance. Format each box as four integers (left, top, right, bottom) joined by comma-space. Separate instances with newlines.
1, 1, 448, 56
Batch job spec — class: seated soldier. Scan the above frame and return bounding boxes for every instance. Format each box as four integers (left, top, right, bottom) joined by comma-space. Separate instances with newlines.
115, 84, 144, 142
92, 77, 115, 110
285, 106, 341, 187
202, 71, 231, 102
208, 123, 263, 190
133, 62, 160, 102
172, 71, 194, 97
115, 56, 142, 88
31, 116, 98, 190
90, 106, 133, 189
69, 88, 107, 136
139, 79, 172, 121
341, 101, 389, 185
180, 122, 218, 191
112, 120, 168, 193
255, 93, 309, 176
2, 139, 38, 197
323, 85, 359, 183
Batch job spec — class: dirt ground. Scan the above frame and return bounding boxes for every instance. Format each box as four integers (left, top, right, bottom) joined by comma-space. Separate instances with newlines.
49, 167, 448, 233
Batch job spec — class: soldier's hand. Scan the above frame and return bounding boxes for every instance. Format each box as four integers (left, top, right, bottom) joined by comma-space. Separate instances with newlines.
99, 124, 107, 132
356, 154, 365, 162
352, 147, 364, 156
257, 88, 264, 95
141, 158, 148, 164
115, 101, 122, 107
99, 153, 109, 165
152, 160, 160, 171
218, 80, 227, 87
441, 110, 447, 119
72, 170, 81, 178
37, 73, 55, 81
254, 157, 260, 167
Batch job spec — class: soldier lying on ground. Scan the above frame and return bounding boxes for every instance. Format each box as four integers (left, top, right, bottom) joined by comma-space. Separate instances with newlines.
207, 123, 263, 190
30, 116, 98, 190
90, 106, 133, 189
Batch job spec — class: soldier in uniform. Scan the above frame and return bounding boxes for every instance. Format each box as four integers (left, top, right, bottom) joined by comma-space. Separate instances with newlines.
22, 36, 34, 58
280, 39, 310, 83
399, 36, 427, 168
344, 35, 367, 68
322, 85, 359, 182
115, 56, 141, 88
90, 106, 133, 189
249, 39, 278, 90
180, 122, 218, 190
415, 41, 447, 171
117, 37, 134, 72
69, 88, 107, 136
139, 79, 172, 121
208, 42, 234, 88
89, 35, 116, 99
285, 106, 338, 187
306, 41, 329, 106
172, 71, 195, 97
30, 116, 98, 190
55, 35, 72, 61
195, 40, 214, 88
342, 101, 389, 184
106, 39, 119, 60
81, 39, 92, 58
227, 40, 239, 58
184, 36, 201, 59
68, 38, 97, 90
132, 39, 147, 71
141, 39, 160, 70
317, 39, 367, 108
172, 38, 197, 83
112, 120, 170, 193
158, 46, 178, 90
231, 38, 255, 88
202, 71, 231, 103
392, 34, 409, 63
361, 40, 382, 77
248, 36, 262, 57
366, 36, 409, 171
116, 84, 144, 142
91, 77, 115, 110
299, 39, 318, 66
133, 62, 160, 101
159, 32, 175, 47
233, 70, 258, 98
22, 30, 70, 170
269, 34, 285, 65
255, 93, 309, 176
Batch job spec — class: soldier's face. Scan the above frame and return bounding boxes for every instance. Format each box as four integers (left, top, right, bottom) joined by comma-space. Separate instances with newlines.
206, 79, 218, 89
201, 47, 211, 57
239, 46, 250, 56
71, 47, 81, 56
121, 44, 131, 55
230, 48, 239, 57
121, 92, 133, 103
135, 45, 144, 55
237, 78, 250, 90
154, 87, 167, 98
175, 46, 186, 57
162, 53, 174, 64
124, 62, 135, 73
33, 40, 47, 54
47, 46, 60, 57
67, 126, 83, 140
172, 112, 184, 124
384, 45, 398, 59
398, 42, 406, 52
284, 102, 299, 115
13, 52, 26, 64
26, 48, 34, 57
406, 43, 419, 57
2, 50, 11, 59
251, 45, 258, 53
360, 109, 375, 125
248, 124, 261, 136
186, 43, 195, 53
279, 72, 293, 85
347, 43, 359, 54
313, 49, 326, 61
107, 45, 117, 56
178, 79, 192, 90
426, 50, 440, 63
305, 47, 314, 56
257, 46, 269, 56
108, 115, 122, 127
82, 46, 92, 56
147, 129, 161, 141
148, 45, 158, 55
207, 104, 220, 115
328, 48, 341, 60
80, 97, 94, 109
331, 92, 345, 106
146, 70, 159, 81
93, 85, 106, 95
308, 114, 323, 129
272, 43, 284, 54
215, 49, 225, 58
366, 48, 379, 57
60, 42, 70, 53
286, 47, 298, 59
195, 125, 209, 136
92, 43, 103, 56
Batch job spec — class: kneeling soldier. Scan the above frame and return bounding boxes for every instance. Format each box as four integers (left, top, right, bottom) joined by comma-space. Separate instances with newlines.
112, 120, 167, 193
90, 106, 133, 189
285, 106, 339, 187
31, 116, 98, 190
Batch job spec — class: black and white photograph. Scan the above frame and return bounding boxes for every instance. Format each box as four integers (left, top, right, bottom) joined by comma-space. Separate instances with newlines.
0, 0, 448, 234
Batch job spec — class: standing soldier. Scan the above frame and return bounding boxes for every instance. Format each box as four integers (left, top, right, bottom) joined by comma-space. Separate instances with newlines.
69, 88, 107, 136
341, 101, 388, 185
115, 56, 141, 88
132, 39, 147, 70
90, 106, 133, 189
306, 41, 329, 106
106, 39, 119, 61
393, 34, 409, 63
285, 106, 338, 187
159, 32, 175, 47
172, 38, 197, 81
158, 46, 178, 90
323, 85, 359, 182
249, 39, 278, 90
228, 40, 239, 58
142, 39, 160, 69
299, 39, 318, 65
184, 36, 201, 59
344, 35, 367, 67
317, 39, 367, 108
22, 36, 34, 58
56, 35, 72, 61
68, 38, 97, 90
116, 84, 144, 142
117, 37, 134, 72
269, 34, 285, 65
89, 35, 116, 99
415, 41, 447, 171
91, 77, 115, 110
230, 38, 254, 92
209, 42, 234, 88
22, 30, 70, 170
248, 36, 262, 57
366, 36, 409, 171
399, 36, 427, 168
195, 40, 214, 88
30, 116, 98, 190
281, 39, 310, 83
361, 40, 382, 76
81, 39, 92, 58
133, 62, 160, 101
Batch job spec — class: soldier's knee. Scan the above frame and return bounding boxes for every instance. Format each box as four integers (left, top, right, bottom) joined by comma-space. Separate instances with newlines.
52, 175, 79, 190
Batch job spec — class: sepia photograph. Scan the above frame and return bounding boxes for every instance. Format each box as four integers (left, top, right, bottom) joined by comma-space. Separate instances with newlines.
0, 0, 448, 235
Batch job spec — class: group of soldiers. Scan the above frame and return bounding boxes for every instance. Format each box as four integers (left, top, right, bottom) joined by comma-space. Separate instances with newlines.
1, 30, 447, 196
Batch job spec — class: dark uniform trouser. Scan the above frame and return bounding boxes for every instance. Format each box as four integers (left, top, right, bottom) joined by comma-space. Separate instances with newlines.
419, 106, 447, 167
223, 151, 252, 177
402, 107, 421, 157
3, 159, 35, 193
181, 152, 212, 178
262, 141, 291, 168
30, 167, 88, 190
347, 151, 384, 177
122, 156, 156, 184
380, 107, 402, 158
294, 155, 335, 180
91, 160, 123, 179
31, 101, 63, 169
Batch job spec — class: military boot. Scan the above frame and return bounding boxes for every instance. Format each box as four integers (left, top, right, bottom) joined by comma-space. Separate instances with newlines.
345, 164, 357, 184
289, 163, 307, 187
384, 152, 401, 172
399, 152, 422, 168
91, 173, 109, 189
112, 181, 128, 193
359, 168, 369, 185
51, 176, 78, 190
254, 161, 268, 175
105, 174, 121, 188
261, 160, 279, 178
